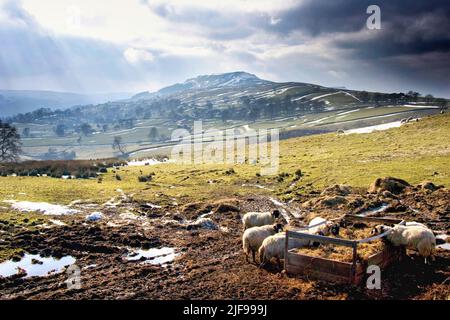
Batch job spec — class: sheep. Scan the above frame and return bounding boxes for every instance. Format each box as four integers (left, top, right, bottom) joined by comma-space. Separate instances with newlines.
242, 210, 281, 230
308, 217, 340, 236
371, 224, 436, 263
258, 230, 322, 268
404, 221, 428, 229
242, 223, 283, 262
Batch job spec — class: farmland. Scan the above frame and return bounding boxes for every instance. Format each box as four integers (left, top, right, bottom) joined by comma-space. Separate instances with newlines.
0, 112, 449, 299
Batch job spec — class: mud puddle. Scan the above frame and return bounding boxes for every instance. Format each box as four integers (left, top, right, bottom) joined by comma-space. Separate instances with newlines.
0, 254, 76, 278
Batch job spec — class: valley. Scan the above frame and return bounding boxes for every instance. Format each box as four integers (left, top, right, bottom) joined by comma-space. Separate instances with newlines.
0, 112, 449, 299
4, 72, 446, 160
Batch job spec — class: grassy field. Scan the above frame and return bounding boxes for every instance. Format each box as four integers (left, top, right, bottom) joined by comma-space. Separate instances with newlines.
1, 112, 449, 207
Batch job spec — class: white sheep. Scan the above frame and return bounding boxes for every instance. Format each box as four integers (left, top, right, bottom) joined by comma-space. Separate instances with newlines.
242, 224, 283, 262
308, 217, 340, 236
404, 221, 428, 229
242, 210, 281, 230
258, 230, 319, 267
372, 224, 436, 263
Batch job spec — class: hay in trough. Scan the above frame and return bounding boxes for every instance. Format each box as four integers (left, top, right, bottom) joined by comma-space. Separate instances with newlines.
294, 225, 385, 263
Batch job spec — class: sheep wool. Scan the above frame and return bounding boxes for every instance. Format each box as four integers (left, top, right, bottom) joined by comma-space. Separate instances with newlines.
378, 224, 436, 261
242, 211, 277, 230
242, 224, 281, 262
258, 232, 311, 265
308, 217, 338, 236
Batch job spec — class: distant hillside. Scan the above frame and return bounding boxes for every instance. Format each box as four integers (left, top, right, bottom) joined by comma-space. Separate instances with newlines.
132, 71, 271, 100
0, 90, 132, 117
6, 71, 448, 133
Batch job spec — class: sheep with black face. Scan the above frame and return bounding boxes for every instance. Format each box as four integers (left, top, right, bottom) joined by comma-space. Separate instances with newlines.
258, 227, 328, 268
372, 224, 436, 263
242, 223, 283, 263
308, 217, 340, 237
242, 210, 281, 230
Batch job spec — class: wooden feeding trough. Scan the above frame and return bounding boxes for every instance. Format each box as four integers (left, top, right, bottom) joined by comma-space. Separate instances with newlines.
284, 215, 406, 285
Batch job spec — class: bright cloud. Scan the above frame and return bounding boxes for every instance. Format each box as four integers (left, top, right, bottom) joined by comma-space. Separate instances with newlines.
123, 48, 155, 64
0, 0, 448, 97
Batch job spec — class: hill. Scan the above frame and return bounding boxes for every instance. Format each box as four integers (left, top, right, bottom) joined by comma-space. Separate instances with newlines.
5, 72, 447, 160
0, 90, 132, 117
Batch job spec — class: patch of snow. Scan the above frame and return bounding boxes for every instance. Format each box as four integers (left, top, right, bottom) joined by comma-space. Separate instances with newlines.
344, 121, 403, 134
145, 203, 162, 209
357, 204, 389, 217
291, 93, 315, 101
127, 158, 170, 166
3, 200, 79, 215
311, 91, 361, 102
119, 211, 139, 220
269, 198, 291, 223
125, 247, 179, 265
199, 211, 213, 218
241, 184, 274, 191
307, 116, 332, 125
49, 219, 66, 226
86, 212, 103, 222
337, 108, 360, 116
188, 217, 218, 230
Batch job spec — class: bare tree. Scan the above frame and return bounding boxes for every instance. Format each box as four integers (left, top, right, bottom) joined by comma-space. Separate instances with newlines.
0, 121, 22, 162
112, 136, 127, 157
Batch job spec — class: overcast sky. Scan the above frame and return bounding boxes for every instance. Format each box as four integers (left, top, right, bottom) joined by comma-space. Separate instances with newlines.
0, 0, 449, 97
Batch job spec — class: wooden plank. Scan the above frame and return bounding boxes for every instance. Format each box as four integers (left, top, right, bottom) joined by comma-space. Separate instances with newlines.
351, 242, 357, 277
286, 264, 353, 284
286, 252, 354, 277
367, 244, 405, 268
284, 230, 289, 271
287, 230, 355, 247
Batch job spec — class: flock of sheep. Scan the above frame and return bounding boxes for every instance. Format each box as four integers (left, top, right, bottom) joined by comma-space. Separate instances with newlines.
241, 210, 438, 268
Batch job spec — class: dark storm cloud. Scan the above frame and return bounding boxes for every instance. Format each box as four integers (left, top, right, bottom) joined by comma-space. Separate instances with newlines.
329, 2, 450, 59
261, 0, 450, 61
144, 0, 450, 95
145, 0, 450, 60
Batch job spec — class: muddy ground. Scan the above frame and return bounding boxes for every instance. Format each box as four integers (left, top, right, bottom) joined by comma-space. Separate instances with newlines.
0, 179, 449, 300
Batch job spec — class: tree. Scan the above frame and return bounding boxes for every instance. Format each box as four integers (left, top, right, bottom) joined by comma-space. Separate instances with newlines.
424, 94, 434, 103
80, 123, 94, 136
54, 124, 66, 137
22, 127, 30, 138
205, 100, 213, 110
112, 136, 127, 157
407, 91, 421, 102
0, 121, 22, 162
247, 106, 259, 122
148, 127, 159, 141
359, 91, 369, 103
372, 92, 382, 105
